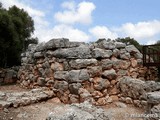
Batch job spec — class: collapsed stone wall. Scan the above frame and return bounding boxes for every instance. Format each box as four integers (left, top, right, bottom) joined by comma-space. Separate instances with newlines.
18, 38, 158, 105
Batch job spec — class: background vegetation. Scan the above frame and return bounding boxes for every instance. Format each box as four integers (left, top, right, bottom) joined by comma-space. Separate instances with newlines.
0, 3, 38, 68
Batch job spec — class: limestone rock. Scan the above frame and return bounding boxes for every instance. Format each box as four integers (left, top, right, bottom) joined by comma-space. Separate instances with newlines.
115, 102, 127, 108
150, 104, 160, 120
92, 91, 103, 98
93, 77, 110, 91
115, 42, 126, 48
102, 69, 117, 80
45, 38, 69, 49
69, 59, 97, 69
67, 69, 89, 83
37, 77, 46, 86
52, 45, 92, 59
54, 71, 68, 80
119, 77, 154, 99
69, 94, 79, 103
0, 100, 11, 108
108, 86, 119, 95
125, 45, 140, 53
54, 81, 68, 91
96, 97, 107, 106
110, 95, 119, 101
88, 66, 102, 77
46, 101, 111, 120
146, 91, 160, 104
125, 97, 133, 104
34, 52, 43, 58
92, 48, 112, 58
79, 88, 91, 101
35, 42, 46, 52
69, 83, 82, 95
101, 59, 113, 70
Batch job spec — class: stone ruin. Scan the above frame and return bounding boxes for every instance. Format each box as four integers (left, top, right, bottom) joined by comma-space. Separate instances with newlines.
1, 38, 160, 119
17, 38, 158, 106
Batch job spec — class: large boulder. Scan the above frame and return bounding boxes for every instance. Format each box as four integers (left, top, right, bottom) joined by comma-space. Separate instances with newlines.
34, 52, 44, 58
52, 45, 92, 59
119, 77, 160, 99
69, 59, 97, 69
54, 71, 69, 80
92, 48, 112, 58
125, 45, 140, 53
45, 38, 69, 49
67, 69, 90, 83
46, 101, 111, 120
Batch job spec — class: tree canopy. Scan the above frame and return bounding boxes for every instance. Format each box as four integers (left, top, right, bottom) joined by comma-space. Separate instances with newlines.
0, 3, 38, 68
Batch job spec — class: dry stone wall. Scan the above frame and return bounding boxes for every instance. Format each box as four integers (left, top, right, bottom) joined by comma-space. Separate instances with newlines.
18, 38, 158, 105
0, 67, 19, 85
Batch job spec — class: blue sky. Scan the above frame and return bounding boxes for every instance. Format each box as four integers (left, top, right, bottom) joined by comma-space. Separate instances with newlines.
1, 0, 160, 44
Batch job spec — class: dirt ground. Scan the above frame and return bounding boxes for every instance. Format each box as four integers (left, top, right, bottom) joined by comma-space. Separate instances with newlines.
0, 85, 145, 120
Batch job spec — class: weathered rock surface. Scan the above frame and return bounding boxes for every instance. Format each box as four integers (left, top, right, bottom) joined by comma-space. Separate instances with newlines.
150, 104, 160, 120
146, 91, 160, 104
119, 77, 154, 99
46, 101, 111, 120
0, 88, 54, 108
52, 45, 92, 59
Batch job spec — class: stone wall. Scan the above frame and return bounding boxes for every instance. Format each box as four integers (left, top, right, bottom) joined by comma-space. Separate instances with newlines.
118, 76, 160, 107
0, 67, 19, 85
18, 38, 158, 105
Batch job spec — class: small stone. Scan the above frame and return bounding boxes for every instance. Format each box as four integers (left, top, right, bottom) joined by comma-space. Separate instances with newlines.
111, 80, 117, 85
108, 86, 119, 95
3, 108, 9, 113
96, 97, 107, 106
92, 91, 103, 98
110, 95, 119, 101
130, 58, 138, 67
69, 94, 79, 103
106, 97, 112, 103
51, 97, 61, 103
115, 102, 127, 108
141, 100, 147, 106
0, 100, 11, 108
37, 77, 46, 86
79, 88, 91, 102
125, 97, 133, 104
102, 69, 117, 80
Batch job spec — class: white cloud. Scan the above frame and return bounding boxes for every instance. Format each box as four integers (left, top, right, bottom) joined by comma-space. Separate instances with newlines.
146, 40, 156, 45
1, 0, 160, 45
61, 1, 76, 10
118, 20, 160, 40
0, 0, 44, 17
35, 24, 90, 42
54, 1, 96, 25
89, 26, 118, 40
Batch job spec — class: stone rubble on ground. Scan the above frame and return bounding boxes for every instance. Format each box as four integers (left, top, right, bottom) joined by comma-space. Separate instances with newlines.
46, 101, 112, 120
0, 88, 54, 109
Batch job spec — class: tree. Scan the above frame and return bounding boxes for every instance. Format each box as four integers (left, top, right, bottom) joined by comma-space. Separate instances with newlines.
0, 4, 38, 67
116, 37, 142, 51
